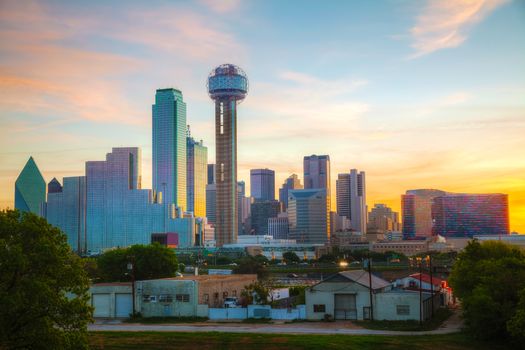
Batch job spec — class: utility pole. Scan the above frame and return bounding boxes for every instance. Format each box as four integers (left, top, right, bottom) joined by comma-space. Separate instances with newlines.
127, 256, 136, 317
417, 256, 423, 325
367, 251, 374, 321
428, 254, 435, 318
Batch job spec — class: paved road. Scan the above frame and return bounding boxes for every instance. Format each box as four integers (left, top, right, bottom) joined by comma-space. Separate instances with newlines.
89, 315, 462, 336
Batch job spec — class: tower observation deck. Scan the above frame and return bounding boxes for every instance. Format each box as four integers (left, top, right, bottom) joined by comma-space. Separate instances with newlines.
207, 64, 248, 246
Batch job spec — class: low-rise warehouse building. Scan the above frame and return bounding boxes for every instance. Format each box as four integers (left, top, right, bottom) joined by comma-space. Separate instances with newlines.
90, 274, 257, 318
305, 270, 439, 321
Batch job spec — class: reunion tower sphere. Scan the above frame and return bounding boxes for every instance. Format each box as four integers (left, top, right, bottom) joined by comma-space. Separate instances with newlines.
207, 64, 248, 102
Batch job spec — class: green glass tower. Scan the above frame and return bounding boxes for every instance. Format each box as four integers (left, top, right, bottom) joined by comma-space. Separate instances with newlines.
15, 157, 46, 215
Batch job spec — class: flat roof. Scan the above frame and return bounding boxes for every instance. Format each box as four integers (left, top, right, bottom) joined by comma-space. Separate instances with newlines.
156, 274, 257, 282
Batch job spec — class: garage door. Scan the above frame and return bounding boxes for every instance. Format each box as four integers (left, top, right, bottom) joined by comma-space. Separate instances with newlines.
334, 294, 357, 320
115, 293, 133, 318
92, 294, 111, 318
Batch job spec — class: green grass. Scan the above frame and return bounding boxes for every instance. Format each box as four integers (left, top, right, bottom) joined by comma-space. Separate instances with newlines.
356, 308, 453, 332
124, 316, 208, 324
88, 331, 507, 350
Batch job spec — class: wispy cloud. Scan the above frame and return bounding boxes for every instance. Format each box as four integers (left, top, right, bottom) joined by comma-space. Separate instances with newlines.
409, 0, 508, 58
198, 0, 242, 14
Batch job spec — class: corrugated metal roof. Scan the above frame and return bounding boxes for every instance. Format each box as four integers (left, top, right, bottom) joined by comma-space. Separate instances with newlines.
338, 270, 391, 290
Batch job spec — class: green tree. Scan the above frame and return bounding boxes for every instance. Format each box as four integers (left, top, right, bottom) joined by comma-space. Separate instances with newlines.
234, 256, 268, 279
449, 240, 525, 340
241, 282, 270, 305
0, 210, 92, 350
283, 251, 301, 264
97, 243, 178, 282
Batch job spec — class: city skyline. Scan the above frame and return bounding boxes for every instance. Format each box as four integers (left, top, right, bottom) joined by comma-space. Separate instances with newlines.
1, 0, 524, 232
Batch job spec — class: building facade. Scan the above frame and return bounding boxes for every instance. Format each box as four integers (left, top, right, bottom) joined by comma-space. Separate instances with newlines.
250, 168, 275, 201
288, 188, 329, 243
46, 176, 87, 253
303, 155, 331, 238
268, 213, 289, 239
187, 135, 208, 217
14, 157, 46, 215
250, 200, 280, 235
207, 164, 216, 185
152, 88, 187, 212
336, 169, 366, 233
402, 189, 447, 239
368, 203, 400, 232
278, 174, 303, 211
432, 193, 509, 237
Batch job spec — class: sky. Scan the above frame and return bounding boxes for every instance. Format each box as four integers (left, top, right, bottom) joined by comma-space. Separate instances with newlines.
1, 0, 524, 232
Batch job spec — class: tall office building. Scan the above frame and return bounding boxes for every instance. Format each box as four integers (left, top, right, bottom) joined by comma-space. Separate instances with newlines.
336, 174, 350, 218
432, 193, 509, 237
250, 200, 280, 235
268, 212, 289, 239
303, 155, 331, 238
279, 174, 303, 210
83, 147, 195, 252
206, 184, 216, 225
14, 157, 46, 215
46, 176, 87, 253
336, 169, 367, 233
152, 88, 187, 212
402, 189, 447, 238
288, 189, 329, 243
250, 168, 275, 201
207, 164, 216, 185
368, 203, 400, 232
187, 132, 208, 218
207, 64, 248, 246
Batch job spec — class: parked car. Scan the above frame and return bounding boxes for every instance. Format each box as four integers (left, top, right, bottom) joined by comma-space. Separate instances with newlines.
287, 273, 299, 278
224, 297, 239, 308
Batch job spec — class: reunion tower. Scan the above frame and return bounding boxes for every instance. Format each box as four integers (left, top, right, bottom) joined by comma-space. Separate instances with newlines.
207, 64, 249, 246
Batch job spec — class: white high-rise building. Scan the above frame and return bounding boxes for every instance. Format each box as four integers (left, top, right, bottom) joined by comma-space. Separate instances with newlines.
336, 169, 366, 233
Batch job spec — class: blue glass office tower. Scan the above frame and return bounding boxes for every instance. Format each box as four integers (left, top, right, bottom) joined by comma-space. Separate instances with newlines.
250, 168, 275, 201
14, 157, 45, 215
187, 134, 208, 218
153, 88, 187, 212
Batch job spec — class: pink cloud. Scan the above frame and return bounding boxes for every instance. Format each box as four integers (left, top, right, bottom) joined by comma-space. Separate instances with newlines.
409, 0, 508, 58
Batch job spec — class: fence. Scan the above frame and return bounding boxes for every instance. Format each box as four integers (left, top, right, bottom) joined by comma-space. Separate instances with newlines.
208, 305, 306, 320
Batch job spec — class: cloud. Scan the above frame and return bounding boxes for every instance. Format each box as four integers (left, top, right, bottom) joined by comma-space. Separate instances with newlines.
198, 0, 242, 14
409, 0, 508, 58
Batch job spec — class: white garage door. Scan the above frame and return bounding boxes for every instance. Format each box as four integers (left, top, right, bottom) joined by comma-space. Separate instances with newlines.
92, 294, 111, 318
115, 293, 133, 318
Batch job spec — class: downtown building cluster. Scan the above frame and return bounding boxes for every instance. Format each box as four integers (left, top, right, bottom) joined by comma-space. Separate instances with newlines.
13, 65, 512, 256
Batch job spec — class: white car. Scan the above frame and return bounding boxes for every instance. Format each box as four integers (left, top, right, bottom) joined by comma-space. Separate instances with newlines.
224, 297, 239, 308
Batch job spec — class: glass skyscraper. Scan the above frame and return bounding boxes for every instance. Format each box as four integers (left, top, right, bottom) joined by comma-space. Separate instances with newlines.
402, 189, 447, 238
14, 157, 45, 215
46, 176, 87, 253
432, 193, 509, 237
336, 169, 367, 233
279, 174, 303, 211
187, 135, 208, 218
250, 168, 275, 201
303, 155, 331, 238
152, 88, 187, 212
288, 188, 329, 243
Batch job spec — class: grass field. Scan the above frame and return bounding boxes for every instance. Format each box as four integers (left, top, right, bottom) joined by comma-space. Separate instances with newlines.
356, 308, 453, 331
88, 331, 508, 350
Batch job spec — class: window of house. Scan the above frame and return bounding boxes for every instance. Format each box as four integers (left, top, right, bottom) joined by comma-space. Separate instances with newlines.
176, 294, 190, 302
396, 305, 410, 315
159, 294, 173, 303
214, 292, 219, 300
204, 294, 209, 303
223, 291, 228, 298
313, 304, 326, 313
149, 295, 157, 303
232, 290, 237, 297
142, 294, 150, 303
